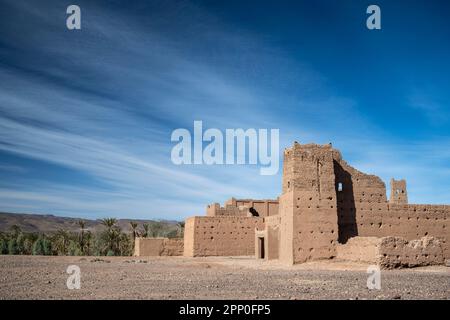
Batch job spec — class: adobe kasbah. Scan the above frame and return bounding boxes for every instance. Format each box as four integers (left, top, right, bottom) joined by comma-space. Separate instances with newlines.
135, 142, 450, 268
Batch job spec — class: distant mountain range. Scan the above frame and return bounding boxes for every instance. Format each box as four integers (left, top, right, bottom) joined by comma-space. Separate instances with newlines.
0, 212, 179, 234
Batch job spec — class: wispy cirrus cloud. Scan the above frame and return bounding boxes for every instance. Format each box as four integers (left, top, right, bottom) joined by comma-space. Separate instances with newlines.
0, 0, 449, 219
0, 0, 290, 218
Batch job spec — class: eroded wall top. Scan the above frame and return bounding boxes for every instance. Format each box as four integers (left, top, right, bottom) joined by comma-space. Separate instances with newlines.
206, 197, 279, 217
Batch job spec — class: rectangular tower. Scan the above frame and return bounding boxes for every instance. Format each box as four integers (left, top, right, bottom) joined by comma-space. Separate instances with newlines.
279, 142, 339, 264
389, 178, 408, 204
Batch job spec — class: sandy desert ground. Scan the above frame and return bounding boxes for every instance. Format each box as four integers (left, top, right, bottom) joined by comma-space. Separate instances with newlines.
0, 255, 448, 300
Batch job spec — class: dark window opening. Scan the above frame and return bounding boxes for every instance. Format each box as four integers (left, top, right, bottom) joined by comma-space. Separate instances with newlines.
258, 237, 265, 259
249, 207, 259, 217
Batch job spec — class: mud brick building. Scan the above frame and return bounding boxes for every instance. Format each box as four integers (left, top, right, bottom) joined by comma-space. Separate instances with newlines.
138, 142, 449, 267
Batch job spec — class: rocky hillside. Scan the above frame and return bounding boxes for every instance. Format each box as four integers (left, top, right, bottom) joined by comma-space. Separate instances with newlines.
0, 212, 179, 234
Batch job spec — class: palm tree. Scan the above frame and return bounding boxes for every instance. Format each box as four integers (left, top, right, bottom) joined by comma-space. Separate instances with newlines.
55, 229, 69, 255
78, 220, 86, 254
150, 221, 163, 237
142, 223, 150, 238
84, 230, 92, 256
100, 218, 119, 254
176, 221, 185, 238
130, 221, 138, 241
9, 225, 22, 238
118, 232, 131, 256
100, 218, 117, 232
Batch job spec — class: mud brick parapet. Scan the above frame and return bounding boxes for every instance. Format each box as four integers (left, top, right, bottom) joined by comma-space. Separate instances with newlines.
206, 198, 279, 217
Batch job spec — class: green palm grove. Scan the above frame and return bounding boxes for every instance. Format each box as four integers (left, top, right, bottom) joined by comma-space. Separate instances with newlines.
0, 219, 183, 256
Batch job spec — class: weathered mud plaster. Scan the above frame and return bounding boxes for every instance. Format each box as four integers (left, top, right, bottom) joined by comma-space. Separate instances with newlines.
138, 142, 450, 268
336, 236, 444, 268
134, 237, 183, 256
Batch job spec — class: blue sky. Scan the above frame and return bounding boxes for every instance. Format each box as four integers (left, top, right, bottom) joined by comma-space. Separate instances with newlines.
0, 0, 449, 220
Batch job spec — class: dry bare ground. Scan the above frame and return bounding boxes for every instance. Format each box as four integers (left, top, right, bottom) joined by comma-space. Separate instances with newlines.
0, 255, 448, 300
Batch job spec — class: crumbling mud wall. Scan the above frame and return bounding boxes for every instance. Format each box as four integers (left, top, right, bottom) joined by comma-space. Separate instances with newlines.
333, 158, 388, 244
183, 216, 264, 257
378, 236, 444, 268
185, 141, 449, 265
382, 204, 450, 259
333, 154, 450, 259
279, 143, 339, 264
336, 236, 444, 268
336, 236, 381, 263
206, 198, 279, 217
134, 237, 183, 256
276, 142, 450, 265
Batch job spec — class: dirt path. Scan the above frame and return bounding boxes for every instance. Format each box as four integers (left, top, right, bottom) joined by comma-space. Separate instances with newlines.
0, 255, 448, 299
